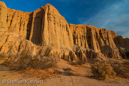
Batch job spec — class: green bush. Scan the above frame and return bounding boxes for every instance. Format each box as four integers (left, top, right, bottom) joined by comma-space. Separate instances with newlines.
92, 62, 116, 80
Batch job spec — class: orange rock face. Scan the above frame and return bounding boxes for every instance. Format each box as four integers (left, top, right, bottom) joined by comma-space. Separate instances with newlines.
70, 24, 129, 59
6, 4, 73, 48
70, 24, 117, 52
0, 1, 129, 61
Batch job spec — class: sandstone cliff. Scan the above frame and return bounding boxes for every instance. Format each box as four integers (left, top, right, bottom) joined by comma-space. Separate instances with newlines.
6, 4, 73, 48
70, 24, 129, 59
0, 1, 129, 62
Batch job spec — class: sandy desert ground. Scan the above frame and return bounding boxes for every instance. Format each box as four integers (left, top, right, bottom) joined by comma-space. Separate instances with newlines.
0, 59, 129, 86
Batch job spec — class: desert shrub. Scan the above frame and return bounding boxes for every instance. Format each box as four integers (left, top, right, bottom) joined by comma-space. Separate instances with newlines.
28, 57, 57, 69
19, 68, 56, 80
16, 52, 32, 70
1, 59, 16, 67
92, 62, 116, 80
0, 53, 6, 59
113, 65, 124, 76
44, 47, 51, 56
16, 55, 57, 70
1, 51, 58, 70
70, 61, 85, 65
77, 61, 85, 65
123, 61, 129, 68
70, 62, 77, 65
113, 61, 129, 79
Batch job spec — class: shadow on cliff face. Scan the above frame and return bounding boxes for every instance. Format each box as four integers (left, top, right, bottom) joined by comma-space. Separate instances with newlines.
26, 13, 33, 40
31, 11, 43, 45
125, 52, 129, 58
100, 45, 122, 59
26, 10, 45, 45
114, 36, 129, 59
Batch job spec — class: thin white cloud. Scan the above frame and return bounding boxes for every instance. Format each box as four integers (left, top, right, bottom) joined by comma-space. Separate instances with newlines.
123, 31, 129, 38
81, 0, 129, 38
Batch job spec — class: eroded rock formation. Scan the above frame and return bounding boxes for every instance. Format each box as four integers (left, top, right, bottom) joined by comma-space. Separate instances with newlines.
69, 24, 125, 59
0, 1, 129, 62
6, 4, 73, 48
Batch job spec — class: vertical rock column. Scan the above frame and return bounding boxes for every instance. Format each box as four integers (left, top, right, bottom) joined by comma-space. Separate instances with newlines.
0, 1, 7, 32
41, 4, 73, 49
41, 6, 49, 46
0, 1, 7, 49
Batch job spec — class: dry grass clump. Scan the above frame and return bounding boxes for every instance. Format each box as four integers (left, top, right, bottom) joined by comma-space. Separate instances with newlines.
16, 52, 32, 70
0, 53, 6, 59
70, 61, 91, 69
19, 68, 56, 80
61, 68, 80, 76
1, 52, 58, 79
70, 61, 85, 66
0, 51, 59, 79
92, 62, 116, 80
1, 52, 58, 70
28, 57, 57, 70
1, 59, 16, 67
113, 61, 129, 79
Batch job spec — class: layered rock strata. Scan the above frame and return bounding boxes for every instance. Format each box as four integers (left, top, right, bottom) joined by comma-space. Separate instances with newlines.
70, 24, 129, 59
0, 1, 129, 62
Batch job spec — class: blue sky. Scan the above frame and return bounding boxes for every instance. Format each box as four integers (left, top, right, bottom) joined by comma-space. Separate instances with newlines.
1, 0, 129, 38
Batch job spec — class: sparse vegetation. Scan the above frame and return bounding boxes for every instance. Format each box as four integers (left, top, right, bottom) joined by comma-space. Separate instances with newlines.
1, 51, 129, 81
92, 60, 129, 80
28, 57, 58, 70
16, 52, 32, 70
113, 61, 129, 79
0, 51, 59, 79
1, 51, 58, 70
19, 68, 56, 80
70, 61, 85, 65
92, 62, 116, 80
1, 59, 16, 67
61, 68, 80, 76
44, 47, 51, 56
0, 53, 6, 59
